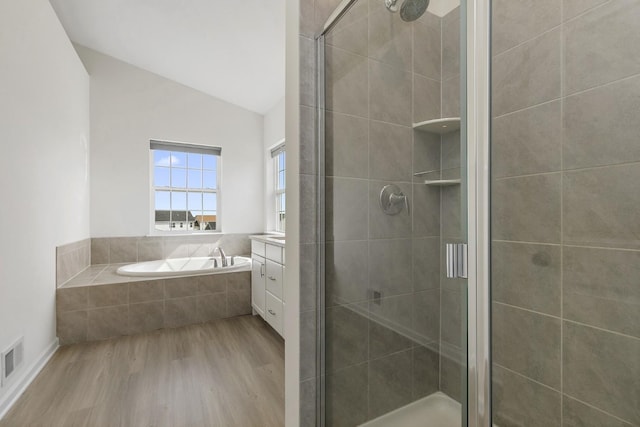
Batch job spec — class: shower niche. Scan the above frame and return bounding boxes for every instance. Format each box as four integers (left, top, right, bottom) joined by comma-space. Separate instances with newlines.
413, 118, 462, 186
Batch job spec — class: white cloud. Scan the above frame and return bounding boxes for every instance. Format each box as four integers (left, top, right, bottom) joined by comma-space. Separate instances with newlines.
155, 154, 181, 167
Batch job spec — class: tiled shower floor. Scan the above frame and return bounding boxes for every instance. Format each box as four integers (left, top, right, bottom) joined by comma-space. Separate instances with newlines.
360, 392, 461, 427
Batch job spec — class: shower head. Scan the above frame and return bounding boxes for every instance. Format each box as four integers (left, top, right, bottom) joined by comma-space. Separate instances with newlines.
384, 0, 430, 22
400, 0, 430, 21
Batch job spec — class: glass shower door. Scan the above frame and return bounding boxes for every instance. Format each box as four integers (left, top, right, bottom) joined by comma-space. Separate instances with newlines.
318, 0, 469, 425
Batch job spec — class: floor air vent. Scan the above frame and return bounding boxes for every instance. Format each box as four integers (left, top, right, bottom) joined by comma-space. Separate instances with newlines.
1, 337, 24, 387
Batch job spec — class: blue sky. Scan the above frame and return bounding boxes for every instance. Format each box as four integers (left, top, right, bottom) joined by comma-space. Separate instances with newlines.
153, 150, 217, 215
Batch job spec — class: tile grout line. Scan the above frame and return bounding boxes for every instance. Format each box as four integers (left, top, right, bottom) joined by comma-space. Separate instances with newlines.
366, 8, 371, 419
492, 300, 566, 321
495, 363, 561, 393
494, 157, 640, 181
492, 239, 562, 246
493, 97, 561, 120
493, 22, 562, 59
562, 0, 613, 24
327, 40, 436, 80
563, 318, 640, 342
493, 170, 561, 180
493, 66, 640, 122
562, 68, 640, 98
325, 176, 417, 185
493, 0, 612, 62
438, 10, 444, 394
559, 2, 565, 423
493, 239, 640, 253
497, 365, 634, 426
494, 300, 640, 342
561, 394, 635, 426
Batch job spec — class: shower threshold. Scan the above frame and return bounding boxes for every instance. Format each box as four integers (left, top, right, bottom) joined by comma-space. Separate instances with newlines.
359, 392, 461, 427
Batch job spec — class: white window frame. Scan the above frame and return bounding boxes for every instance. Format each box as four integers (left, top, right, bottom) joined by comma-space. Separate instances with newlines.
149, 140, 222, 235
271, 141, 286, 233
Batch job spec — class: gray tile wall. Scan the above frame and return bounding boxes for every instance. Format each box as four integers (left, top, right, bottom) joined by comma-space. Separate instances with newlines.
90, 233, 251, 265
491, 1, 640, 425
56, 271, 251, 345
56, 238, 91, 287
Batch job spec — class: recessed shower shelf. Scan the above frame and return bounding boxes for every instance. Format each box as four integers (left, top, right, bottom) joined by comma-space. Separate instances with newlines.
413, 170, 438, 177
424, 179, 461, 186
413, 117, 461, 134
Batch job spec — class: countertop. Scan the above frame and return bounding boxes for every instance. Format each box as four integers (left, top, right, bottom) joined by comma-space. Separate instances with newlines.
249, 234, 286, 248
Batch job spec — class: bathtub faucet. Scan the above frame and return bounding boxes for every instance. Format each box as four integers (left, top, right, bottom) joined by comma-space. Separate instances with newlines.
214, 247, 228, 267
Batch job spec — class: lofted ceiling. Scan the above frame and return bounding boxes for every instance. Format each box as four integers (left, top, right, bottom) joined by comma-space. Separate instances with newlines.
49, 0, 285, 114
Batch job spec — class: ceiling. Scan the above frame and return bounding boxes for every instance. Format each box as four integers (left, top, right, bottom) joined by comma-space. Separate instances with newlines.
49, 0, 285, 114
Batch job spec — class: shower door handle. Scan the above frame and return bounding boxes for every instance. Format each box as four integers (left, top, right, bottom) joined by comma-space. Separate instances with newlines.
446, 243, 468, 279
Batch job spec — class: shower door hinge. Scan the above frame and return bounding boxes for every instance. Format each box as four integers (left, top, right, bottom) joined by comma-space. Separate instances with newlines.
446, 243, 468, 279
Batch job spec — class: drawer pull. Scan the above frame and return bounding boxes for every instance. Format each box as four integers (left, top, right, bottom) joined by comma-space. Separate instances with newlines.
268, 309, 276, 316
268, 276, 277, 281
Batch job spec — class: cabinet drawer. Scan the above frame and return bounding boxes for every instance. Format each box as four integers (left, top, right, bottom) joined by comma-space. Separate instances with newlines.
266, 244, 282, 263
251, 240, 266, 257
265, 260, 283, 299
265, 291, 283, 337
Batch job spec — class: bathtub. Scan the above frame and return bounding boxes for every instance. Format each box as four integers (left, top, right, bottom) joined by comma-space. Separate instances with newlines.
116, 256, 251, 277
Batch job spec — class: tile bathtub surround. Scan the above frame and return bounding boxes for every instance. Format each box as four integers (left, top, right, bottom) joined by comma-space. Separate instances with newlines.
491, 0, 640, 425
90, 233, 252, 265
56, 238, 91, 287
56, 271, 251, 345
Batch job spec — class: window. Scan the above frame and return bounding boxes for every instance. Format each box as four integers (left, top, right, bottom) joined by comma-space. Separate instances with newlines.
272, 142, 286, 232
150, 140, 221, 232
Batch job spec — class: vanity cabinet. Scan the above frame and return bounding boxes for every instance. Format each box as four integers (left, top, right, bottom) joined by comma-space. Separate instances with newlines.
251, 237, 285, 338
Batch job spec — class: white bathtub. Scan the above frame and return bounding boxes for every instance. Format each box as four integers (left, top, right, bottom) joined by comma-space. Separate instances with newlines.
116, 256, 251, 277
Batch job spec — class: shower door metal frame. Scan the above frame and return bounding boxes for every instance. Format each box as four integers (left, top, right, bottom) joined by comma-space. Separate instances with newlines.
315, 0, 493, 425
316, 32, 326, 427
465, 0, 492, 426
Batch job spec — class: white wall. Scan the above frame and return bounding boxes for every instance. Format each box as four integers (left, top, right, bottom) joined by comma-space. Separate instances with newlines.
77, 46, 265, 237
263, 97, 286, 231
0, 0, 90, 412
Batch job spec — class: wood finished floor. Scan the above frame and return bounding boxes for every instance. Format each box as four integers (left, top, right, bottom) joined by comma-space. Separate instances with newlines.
0, 315, 284, 427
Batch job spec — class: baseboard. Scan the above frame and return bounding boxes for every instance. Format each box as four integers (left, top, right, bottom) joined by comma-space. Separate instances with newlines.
0, 338, 59, 420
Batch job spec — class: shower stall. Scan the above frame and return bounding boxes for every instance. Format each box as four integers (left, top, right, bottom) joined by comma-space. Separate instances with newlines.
309, 0, 640, 426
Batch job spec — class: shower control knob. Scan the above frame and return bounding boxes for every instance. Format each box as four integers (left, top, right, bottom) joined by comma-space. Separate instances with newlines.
379, 184, 410, 216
